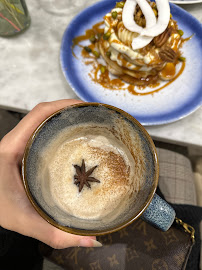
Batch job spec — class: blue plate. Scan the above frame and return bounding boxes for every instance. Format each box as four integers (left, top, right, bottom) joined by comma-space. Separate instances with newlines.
60, 0, 202, 126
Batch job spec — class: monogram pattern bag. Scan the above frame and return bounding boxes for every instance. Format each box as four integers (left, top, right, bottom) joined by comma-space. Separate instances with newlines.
40, 217, 195, 270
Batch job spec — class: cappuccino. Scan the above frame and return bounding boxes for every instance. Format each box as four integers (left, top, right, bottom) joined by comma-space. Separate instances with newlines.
37, 123, 146, 225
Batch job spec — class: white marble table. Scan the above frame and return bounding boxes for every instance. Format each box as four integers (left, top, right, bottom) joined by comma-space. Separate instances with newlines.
0, 0, 202, 148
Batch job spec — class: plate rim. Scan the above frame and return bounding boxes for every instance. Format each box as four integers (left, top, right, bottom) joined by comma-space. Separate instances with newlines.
170, 0, 202, 4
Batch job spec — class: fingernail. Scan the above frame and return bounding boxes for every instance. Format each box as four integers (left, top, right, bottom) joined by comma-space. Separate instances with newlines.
79, 238, 102, 247
91, 239, 102, 247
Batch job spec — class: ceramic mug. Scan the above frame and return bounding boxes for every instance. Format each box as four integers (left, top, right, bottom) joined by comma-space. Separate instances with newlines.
22, 103, 175, 236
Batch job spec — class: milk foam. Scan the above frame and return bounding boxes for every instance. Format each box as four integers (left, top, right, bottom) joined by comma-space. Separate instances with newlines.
38, 124, 146, 223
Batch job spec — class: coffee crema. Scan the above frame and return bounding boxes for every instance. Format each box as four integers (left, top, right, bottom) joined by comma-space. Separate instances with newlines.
38, 124, 146, 223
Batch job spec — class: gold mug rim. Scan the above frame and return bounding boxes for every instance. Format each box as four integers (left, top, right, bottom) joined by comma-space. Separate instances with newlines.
21, 102, 159, 236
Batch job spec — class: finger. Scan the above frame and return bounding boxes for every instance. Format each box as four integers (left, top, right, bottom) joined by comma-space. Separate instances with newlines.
21, 212, 101, 249
12, 99, 83, 143
2, 99, 83, 161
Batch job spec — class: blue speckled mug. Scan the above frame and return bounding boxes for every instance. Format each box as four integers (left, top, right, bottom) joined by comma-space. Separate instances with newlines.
22, 103, 175, 236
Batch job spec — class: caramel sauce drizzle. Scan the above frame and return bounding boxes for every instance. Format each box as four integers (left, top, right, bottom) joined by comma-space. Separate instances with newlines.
72, 21, 104, 57
72, 20, 187, 96
183, 34, 194, 42
90, 63, 125, 90
127, 61, 185, 96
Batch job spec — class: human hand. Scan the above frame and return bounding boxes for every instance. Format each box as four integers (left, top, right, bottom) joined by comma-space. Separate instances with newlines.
0, 99, 102, 249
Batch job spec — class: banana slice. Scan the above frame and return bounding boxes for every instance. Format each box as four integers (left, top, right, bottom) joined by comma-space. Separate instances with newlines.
159, 63, 176, 81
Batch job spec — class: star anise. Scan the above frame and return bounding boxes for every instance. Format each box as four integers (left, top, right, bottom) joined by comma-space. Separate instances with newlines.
73, 159, 100, 192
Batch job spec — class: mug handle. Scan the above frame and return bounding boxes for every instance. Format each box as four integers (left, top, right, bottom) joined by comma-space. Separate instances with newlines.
141, 194, 176, 231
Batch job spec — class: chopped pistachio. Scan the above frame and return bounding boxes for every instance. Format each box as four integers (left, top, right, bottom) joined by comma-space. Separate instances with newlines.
97, 33, 102, 40
89, 35, 96, 43
112, 11, 117, 19
177, 29, 184, 36
116, 2, 125, 8
100, 66, 106, 73
178, 56, 186, 62
103, 31, 111, 40
106, 51, 111, 57
84, 46, 92, 53
92, 50, 100, 58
